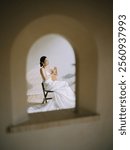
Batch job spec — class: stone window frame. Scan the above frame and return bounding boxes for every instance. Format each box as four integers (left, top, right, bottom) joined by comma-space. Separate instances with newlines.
8, 15, 99, 133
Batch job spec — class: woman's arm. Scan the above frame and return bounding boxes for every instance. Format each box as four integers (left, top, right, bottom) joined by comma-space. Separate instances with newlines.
52, 67, 58, 75
40, 68, 47, 81
51, 66, 58, 81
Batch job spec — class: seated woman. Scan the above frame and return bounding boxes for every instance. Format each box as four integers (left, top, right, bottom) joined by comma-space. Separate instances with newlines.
39, 56, 75, 112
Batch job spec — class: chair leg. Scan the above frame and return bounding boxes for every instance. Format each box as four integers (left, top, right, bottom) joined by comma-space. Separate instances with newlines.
42, 91, 53, 104
42, 98, 48, 104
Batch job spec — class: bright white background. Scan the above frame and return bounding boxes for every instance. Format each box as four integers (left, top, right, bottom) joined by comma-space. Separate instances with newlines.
26, 34, 76, 96
113, 0, 130, 149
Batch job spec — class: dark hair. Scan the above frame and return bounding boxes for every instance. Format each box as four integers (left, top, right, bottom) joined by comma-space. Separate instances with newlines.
40, 56, 47, 67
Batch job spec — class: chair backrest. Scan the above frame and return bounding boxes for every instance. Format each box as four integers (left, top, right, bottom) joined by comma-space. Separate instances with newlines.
41, 82, 53, 102
41, 82, 45, 91
41, 82, 46, 98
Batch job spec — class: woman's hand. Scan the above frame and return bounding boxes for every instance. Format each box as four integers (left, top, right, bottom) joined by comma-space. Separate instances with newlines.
51, 67, 57, 75
51, 67, 57, 80
53, 67, 57, 75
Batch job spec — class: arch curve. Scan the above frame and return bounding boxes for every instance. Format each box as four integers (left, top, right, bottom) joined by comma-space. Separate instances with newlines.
11, 14, 97, 124
26, 33, 76, 109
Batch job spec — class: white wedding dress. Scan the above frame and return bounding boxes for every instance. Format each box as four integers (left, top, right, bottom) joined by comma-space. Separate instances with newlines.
27, 68, 75, 113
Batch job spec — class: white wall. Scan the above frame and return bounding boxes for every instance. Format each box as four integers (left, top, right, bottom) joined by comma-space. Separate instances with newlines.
26, 34, 76, 95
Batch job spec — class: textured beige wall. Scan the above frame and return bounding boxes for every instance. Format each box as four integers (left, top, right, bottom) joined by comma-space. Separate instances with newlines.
0, 0, 112, 150
10, 14, 97, 124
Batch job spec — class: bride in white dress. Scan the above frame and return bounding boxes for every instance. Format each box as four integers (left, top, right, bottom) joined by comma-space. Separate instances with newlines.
27, 56, 75, 113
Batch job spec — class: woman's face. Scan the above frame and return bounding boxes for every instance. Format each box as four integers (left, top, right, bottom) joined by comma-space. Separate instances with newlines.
44, 58, 49, 66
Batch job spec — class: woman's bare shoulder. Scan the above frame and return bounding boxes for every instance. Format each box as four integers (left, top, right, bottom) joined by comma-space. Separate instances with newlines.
40, 67, 45, 70
40, 67, 45, 72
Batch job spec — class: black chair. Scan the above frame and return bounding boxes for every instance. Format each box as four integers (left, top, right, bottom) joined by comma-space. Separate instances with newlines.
41, 82, 54, 104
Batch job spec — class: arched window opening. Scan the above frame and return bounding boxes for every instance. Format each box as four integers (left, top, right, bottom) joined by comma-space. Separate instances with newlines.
10, 14, 98, 127
26, 34, 76, 113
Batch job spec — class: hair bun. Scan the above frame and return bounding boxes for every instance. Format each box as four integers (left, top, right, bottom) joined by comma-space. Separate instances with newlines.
40, 62, 43, 67
40, 56, 47, 67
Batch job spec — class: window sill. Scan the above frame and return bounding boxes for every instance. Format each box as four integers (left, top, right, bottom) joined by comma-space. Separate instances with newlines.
7, 109, 100, 133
